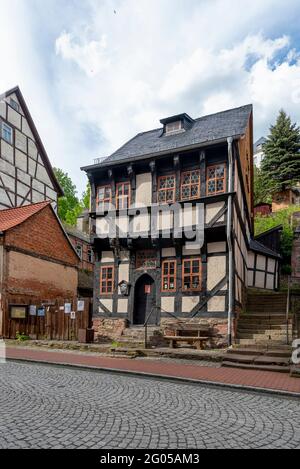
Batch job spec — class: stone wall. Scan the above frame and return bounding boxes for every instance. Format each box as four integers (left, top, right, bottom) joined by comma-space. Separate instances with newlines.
93, 318, 129, 342
161, 318, 228, 349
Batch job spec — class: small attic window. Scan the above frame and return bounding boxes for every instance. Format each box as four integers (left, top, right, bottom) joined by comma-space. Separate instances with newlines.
165, 121, 183, 135
10, 98, 19, 112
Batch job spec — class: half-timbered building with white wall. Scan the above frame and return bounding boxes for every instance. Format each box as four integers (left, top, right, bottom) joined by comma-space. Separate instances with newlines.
0, 87, 63, 210
82, 105, 281, 346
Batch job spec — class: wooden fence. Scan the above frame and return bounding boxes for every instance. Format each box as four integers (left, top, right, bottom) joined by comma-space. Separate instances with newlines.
2, 297, 92, 341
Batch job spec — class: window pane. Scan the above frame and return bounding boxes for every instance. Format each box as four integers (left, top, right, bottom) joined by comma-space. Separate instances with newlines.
216, 166, 225, 177
217, 179, 224, 191
208, 180, 216, 193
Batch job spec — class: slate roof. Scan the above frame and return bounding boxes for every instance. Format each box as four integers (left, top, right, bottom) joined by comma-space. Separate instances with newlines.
249, 239, 281, 259
65, 224, 91, 243
83, 104, 252, 169
0, 201, 50, 232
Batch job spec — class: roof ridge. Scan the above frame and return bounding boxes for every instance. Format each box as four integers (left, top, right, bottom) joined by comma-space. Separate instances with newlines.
194, 104, 253, 122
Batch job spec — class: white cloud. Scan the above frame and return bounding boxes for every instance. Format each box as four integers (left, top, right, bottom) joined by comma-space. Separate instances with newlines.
55, 32, 109, 77
1, 0, 300, 194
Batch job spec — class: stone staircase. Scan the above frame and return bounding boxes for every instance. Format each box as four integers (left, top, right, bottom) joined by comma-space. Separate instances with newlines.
221, 290, 296, 373
222, 347, 292, 373
236, 291, 292, 347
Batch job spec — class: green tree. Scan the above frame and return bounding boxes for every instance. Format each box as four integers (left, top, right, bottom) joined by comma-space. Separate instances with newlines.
81, 182, 91, 210
261, 110, 300, 193
255, 204, 300, 272
54, 168, 82, 226
254, 166, 272, 205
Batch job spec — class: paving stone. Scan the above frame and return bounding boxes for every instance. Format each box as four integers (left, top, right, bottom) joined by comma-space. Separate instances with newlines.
0, 362, 300, 449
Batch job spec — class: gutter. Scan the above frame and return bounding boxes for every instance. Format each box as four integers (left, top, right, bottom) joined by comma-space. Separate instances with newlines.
227, 137, 234, 347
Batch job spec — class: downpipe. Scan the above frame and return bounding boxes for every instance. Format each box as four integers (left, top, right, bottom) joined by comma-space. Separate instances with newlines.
227, 137, 234, 347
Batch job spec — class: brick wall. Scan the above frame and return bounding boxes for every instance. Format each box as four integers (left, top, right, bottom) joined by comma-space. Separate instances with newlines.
5, 205, 79, 267
68, 234, 94, 272
6, 250, 78, 299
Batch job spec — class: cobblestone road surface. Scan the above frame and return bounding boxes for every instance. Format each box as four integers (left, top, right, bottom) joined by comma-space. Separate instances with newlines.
1, 362, 300, 449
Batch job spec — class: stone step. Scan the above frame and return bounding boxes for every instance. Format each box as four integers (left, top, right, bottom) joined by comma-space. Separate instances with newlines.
237, 324, 291, 331
224, 354, 261, 364
224, 353, 290, 366
227, 348, 263, 356
236, 339, 289, 347
237, 328, 292, 336
222, 361, 290, 373
237, 331, 287, 340
290, 366, 300, 378
233, 343, 292, 351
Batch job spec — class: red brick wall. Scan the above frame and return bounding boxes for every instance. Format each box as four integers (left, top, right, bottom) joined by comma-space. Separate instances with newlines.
68, 234, 94, 272
5, 205, 79, 267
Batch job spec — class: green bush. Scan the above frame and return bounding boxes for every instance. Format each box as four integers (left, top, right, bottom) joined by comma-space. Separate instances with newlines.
255, 205, 300, 266
15, 331, 30, 342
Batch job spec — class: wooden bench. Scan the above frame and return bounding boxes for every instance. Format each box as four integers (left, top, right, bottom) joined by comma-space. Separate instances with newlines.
164, 323, 211, 350
164, 335, 209, 350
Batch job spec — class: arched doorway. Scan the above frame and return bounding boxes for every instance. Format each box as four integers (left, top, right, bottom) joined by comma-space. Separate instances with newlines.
133, 274, 156, 325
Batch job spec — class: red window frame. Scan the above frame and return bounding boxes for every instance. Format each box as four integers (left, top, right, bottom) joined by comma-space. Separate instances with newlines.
207, 163, 226, 196
116, 182, 131, 210
96, 185, 112, 211
100, 265, 114, 295
182, 258, 202, 292
161, 260, 177, 292
157, 174, 176, 204
180, 170, 201, 201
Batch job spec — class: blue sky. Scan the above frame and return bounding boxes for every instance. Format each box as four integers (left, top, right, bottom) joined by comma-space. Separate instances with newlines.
1, 0, 300, 195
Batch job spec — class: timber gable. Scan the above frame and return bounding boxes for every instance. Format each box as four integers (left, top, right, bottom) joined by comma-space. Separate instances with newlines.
0, 86, 62, 211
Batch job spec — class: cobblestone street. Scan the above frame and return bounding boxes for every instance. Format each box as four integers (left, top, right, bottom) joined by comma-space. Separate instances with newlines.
1, 362, 300, 449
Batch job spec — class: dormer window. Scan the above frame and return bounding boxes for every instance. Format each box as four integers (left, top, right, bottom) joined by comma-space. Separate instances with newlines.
160, 113, 194, 137
165, 121, 183, 135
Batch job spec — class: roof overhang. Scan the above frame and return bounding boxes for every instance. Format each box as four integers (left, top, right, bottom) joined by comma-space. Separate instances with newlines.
81, 135, 241, 173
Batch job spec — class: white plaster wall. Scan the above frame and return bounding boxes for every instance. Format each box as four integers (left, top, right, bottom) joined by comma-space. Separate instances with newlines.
255, 271, 265, 288
7, 107, 21, 129
135, 173, 152, 207
182, 244, 201, 256
101, 251, 114, 263
132, 213, 150, 233
99, 299, 113, 313
205, 202, 225, 224
266, 274, 274, 290
207, 242, 226, 254
96, 217, 110, 236
161, 296, 175, 313
257, 255, 266, 271
117, 299, 128, 313
207, 296, 225, 312
207, 255, 226, 290
182, 296, 199, 313
118, 263, 129, 294
161, 247, 176, 258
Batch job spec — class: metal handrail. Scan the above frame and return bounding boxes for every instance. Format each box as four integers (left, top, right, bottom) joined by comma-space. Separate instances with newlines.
286, 275, 291, 345
143, 305, 181, 349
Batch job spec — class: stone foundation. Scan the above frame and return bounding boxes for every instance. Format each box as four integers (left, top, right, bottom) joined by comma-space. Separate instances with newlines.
93, 318, 129, 342
92, 316, 229, 348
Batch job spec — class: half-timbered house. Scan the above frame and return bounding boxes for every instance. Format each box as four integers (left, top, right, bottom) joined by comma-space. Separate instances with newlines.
0, 86, 63, 210
82, 105, 281, 346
